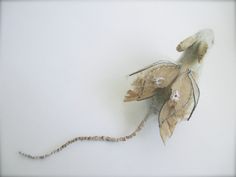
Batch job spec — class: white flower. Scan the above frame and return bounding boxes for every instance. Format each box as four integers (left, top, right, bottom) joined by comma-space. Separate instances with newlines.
170, 90, 180, 102
155, 77, 165, 86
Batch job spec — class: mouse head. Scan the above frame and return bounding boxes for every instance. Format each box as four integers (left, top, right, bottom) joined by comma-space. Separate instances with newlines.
176, 29, 214, 63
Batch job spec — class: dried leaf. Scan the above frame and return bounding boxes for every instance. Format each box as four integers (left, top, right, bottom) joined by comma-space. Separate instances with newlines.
124, 61, 180, 102
159, 70, 199, 143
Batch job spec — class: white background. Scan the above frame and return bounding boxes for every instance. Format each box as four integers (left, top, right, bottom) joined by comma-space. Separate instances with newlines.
0, 1, 235, 176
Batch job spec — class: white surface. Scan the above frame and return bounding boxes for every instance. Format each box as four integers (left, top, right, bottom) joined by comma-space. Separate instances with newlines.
0, 1, 235, 176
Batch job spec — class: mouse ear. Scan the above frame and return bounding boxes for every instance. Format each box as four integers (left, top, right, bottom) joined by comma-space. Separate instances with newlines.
176, 36, 197, 52
197, 41, 208, 63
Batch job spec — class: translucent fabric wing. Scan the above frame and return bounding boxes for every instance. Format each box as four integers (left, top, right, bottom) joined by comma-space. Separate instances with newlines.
124, 61, 181, 102
159, 70, 200, 143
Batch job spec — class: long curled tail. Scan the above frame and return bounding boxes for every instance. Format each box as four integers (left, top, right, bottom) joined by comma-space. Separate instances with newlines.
19, 113, 149, 159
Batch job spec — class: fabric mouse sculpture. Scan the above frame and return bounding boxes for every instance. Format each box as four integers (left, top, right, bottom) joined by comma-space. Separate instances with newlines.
19, 29, 214, 159
124, 29, 214, 143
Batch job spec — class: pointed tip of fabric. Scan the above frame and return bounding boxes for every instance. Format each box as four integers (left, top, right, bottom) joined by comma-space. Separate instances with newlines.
161, 135, 169, 145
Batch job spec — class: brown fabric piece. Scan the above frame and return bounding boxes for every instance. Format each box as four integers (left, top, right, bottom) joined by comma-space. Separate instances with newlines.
124, 62, 180, 102
159, 71, 199, 143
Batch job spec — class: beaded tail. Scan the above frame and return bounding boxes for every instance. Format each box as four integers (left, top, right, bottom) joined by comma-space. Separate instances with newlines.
19, 113, 149, 159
